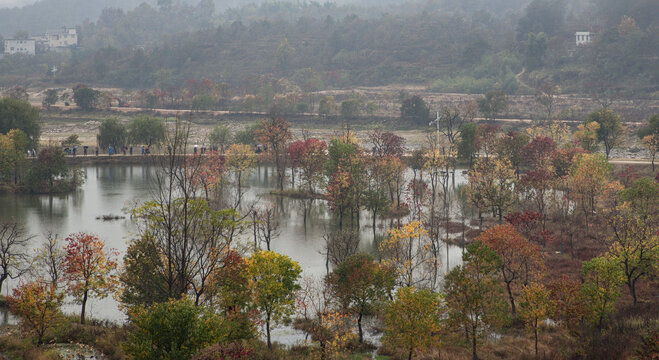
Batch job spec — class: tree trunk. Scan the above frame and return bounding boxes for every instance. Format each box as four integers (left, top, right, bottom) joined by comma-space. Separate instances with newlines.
266, 312, 272, 349
505, 280, 516, 315
80, 290, 88, 324
534, 323, 538, 357
472, 324, 478, 360
0, 273, 6, 294
358, 312, 364, 343
629, 280, 637, 306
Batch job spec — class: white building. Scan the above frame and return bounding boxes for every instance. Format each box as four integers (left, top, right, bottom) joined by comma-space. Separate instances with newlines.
45, 27, 78, 49
575, 31, 592, 46
3, 39, 36, 56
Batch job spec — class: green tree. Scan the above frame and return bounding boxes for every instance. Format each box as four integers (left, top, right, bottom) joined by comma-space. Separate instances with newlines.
524, 32, 547, 70
383, 287, 443, 360
245, 250, 302, 348
119, 235, 169, 309
341, 98, 362, 119
445, 241, 508, 360
128, 115, 166, 147
124, 298, 228, 360
328, 253, 395, 344
477, 90, 508, 122
318, 96, 336, 116
60, 134, 80, 148
581, 256, 624, 330
637, 114, 659, 138
585, 108, 623, 159
208, 124, 232, 152
42, 89, 58, 109
0, 97, 41, 148
73, 86, 101, 111
458, 122, 478, 167
606, 203, 658, 306
400, 95, 430, 125
25, 147, 73, 192
97, 118, 127, 151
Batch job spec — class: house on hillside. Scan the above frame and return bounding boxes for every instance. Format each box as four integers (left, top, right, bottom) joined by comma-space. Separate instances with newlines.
575, 31, 592, 46
45, 27, 78, 49
3, 39, 36, 56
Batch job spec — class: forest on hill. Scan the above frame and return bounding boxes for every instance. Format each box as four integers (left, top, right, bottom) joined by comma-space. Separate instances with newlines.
0, 0, 657, 99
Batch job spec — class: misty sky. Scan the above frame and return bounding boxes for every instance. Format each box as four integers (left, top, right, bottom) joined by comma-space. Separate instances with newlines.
0, 0, 38, 8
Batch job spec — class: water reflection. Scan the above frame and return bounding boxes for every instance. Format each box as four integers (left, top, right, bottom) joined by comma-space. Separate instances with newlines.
0, 164, 467, 344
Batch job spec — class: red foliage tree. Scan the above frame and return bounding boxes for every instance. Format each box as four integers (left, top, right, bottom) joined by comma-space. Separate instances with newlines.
522, 136, 556, 169
479, 224, 545, 315
61, 232, 118, 324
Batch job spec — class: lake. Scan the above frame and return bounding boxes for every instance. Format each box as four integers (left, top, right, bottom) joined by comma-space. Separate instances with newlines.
0, 163, 466, 344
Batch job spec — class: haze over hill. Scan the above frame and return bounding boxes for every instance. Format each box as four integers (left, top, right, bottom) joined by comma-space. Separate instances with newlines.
0, 0, 536, 36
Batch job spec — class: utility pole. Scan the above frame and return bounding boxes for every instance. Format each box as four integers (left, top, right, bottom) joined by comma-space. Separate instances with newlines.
429, 111, 441, 149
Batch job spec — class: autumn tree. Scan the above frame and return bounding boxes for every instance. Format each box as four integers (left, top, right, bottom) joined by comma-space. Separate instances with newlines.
546, 276, 586, 332
383, 287, 443, 360
329, 253, 395, 344
288, 138, 327, 193
519, 283, 552, 357
568, 153, 612, 232
295, 276, 354, 359
225, 144, 256, 207
495, 131, 530, 175
209, 250, 255, 342
606, 203, 658, 305
574, 121, 600, 153
246, 250, 302, 348
445, 241, 508, 360
254, 116, 292, 191
478, 224, 544, 315
8, 281, 63, 344
0, 220, 31, 292
466, 158, 517, 222
521, 136, 556, 170
581, 256, 624, 330
585, 108, 623, 159
61, 232, 118, 324
368, 128, 406, 158
380, 221, 433, 288
476, 123, 501, 159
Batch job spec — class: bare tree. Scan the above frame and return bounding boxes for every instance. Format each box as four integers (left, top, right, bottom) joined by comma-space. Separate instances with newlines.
31, 232, 64, 288
256, 205, 280, 251
0, 221, 32, 292
322, 229, 360, 272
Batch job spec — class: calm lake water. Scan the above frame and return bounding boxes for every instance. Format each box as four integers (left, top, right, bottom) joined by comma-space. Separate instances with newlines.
0, 164, 466, 344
